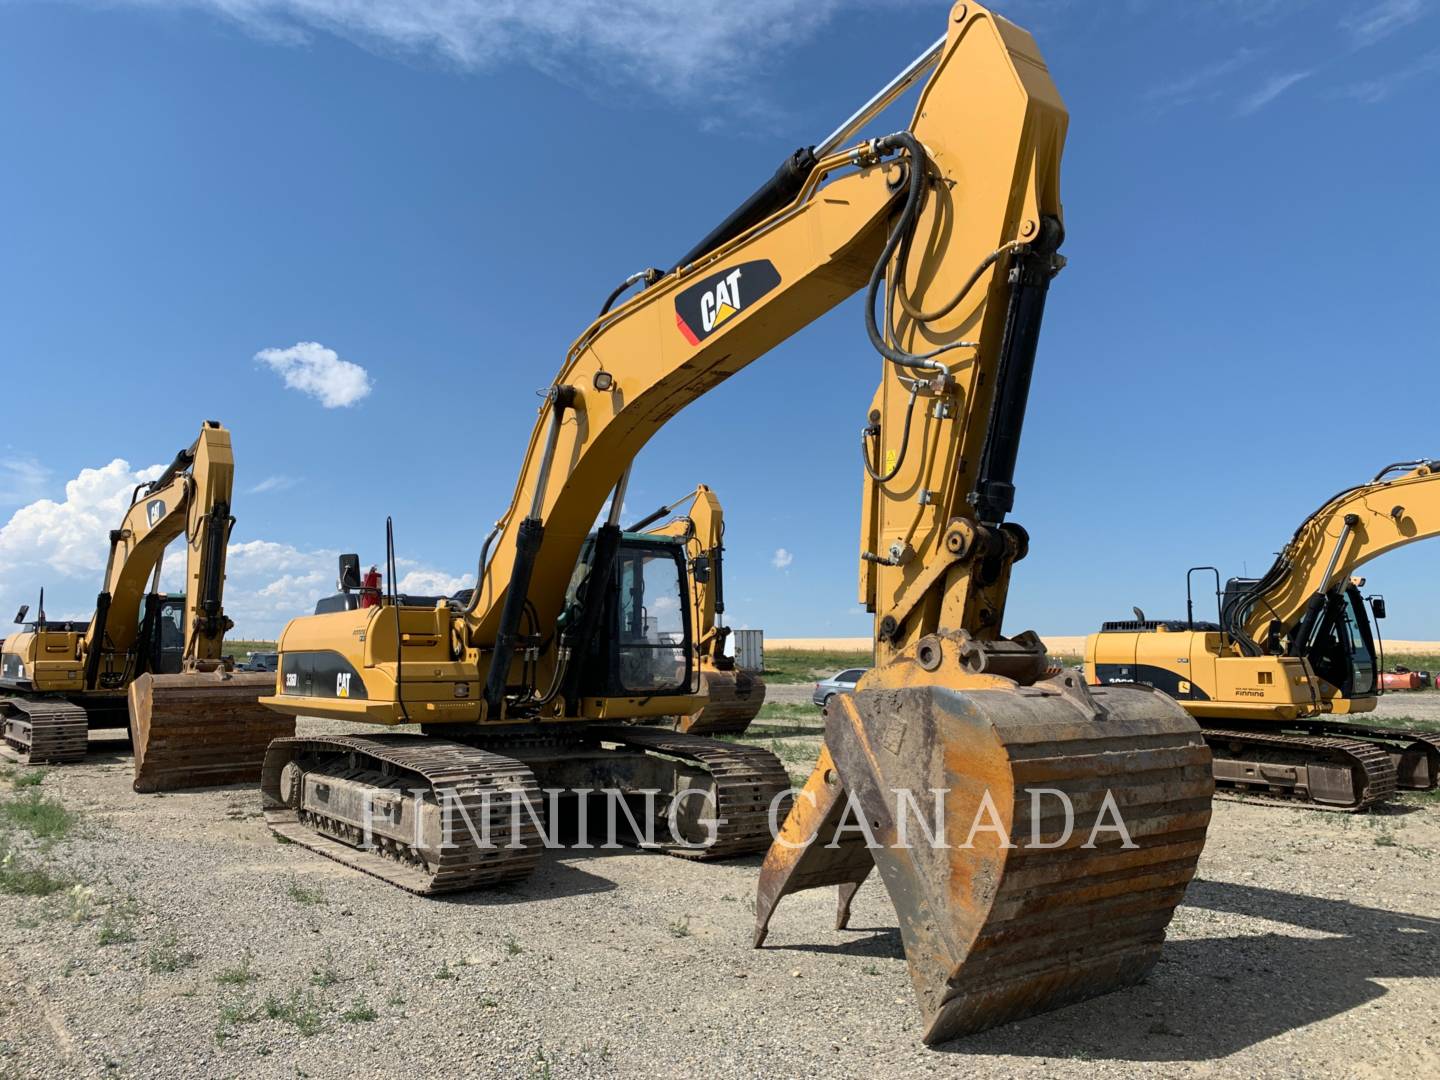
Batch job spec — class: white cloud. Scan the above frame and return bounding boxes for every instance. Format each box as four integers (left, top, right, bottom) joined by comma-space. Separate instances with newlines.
226, 539, 333, 576
1340, 48, 1440, 102
0, 458, 164, 579
255, 341, 372, 408
772, 548, 794, 570
396, 569, 471, 596
99, 0, 879, 100
1236, 70, 1311, 114
1340, 0, 1424, 47
246, 475, 298, 495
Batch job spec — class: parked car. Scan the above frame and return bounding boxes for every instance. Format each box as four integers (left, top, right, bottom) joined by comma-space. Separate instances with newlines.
813, 667, 869, 707
239, 651, 279, 672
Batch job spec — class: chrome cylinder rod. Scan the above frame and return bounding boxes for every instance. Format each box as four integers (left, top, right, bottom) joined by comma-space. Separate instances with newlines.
814, 34, 946, 158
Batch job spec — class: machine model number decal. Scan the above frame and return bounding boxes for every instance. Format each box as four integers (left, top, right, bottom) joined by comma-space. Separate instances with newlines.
674, 260, 781, 345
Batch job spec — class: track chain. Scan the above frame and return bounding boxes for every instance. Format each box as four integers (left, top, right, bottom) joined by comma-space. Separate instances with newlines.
261, 734, 544, 895
0, 697, 89, 764
592, 725, 793, 859
1202, 726, 1398, 811
1282, 720, 1440, 791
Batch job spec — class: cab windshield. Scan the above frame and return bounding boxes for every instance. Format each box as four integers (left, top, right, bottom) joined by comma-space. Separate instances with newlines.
1300, 587, 1376, 697
614, 544, 690, 695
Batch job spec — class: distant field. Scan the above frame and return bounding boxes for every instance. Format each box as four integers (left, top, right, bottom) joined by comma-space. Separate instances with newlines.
1382, 651, 1440, 676
761, 645, 1083, 684
225, 639, 276, 663
762, 648, 871, 684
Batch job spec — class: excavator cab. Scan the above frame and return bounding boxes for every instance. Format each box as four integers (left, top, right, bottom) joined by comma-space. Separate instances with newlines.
1291, 584, 1378, 699
1227, 576, 1381, 699
136, 593, 187, 678
567, 534, 694, 698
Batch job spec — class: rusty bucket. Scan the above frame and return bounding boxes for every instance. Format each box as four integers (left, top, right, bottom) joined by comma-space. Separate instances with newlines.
677, 662, 767, 736
755, 675, 1212, 1042
129, 670, 295, 792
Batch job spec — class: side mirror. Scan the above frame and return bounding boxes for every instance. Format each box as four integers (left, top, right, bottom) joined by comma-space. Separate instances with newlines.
1369, 596, 1387, 620
691, 553, 711, 584
338, 554, 361, 591
13, 605, 28, 625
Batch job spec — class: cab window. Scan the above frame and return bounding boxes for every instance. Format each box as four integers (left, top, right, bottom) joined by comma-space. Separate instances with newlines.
614, 545, 690, 695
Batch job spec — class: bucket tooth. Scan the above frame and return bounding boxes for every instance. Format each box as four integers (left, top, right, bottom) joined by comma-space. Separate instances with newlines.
753, 743, 874, 946
835, 877, 867, 930
129, 671, 294, 792
755, 678, 1212, 1042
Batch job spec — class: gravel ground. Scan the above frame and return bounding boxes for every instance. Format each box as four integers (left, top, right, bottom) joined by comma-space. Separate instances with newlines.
0, 708, 1436, 1080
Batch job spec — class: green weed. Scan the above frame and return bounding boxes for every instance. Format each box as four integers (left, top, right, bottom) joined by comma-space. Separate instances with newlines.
285, 877, 325, 905
309, 950, 341, 988
0, 791, 77, 840
148, 932, 198, 973
216, 952, 257, 986
214, 993, 260, 1044
264, 990, 324, 1036
340, 995, 377, 1023
97, 912, 136, 946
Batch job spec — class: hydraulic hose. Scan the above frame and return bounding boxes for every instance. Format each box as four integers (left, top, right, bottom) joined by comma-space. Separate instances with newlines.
1372, 459, 1440, 482
861, 384, 920, 484
464, 519, 505, 616
861, 133, 972, 373
895, 239, 1027, 324
599, 268, 662, 315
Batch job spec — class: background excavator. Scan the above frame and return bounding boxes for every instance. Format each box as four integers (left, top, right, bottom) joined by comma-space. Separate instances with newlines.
628, 484, 766, 735
256, 4, 1211, 1042
1087, 460, 1440, 810
0, 421, 292, 788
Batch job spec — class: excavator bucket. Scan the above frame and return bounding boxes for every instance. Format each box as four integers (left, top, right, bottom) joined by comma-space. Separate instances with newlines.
678, 663, 766, 736
129, 670, 295, 793
755, 674, 1212, 1042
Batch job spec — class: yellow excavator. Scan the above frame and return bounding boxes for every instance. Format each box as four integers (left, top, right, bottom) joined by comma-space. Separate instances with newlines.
1087, 460, 1440, 810
0, 422, 292, 788
628, 484, 766, 734
257, 5, 1211, 1042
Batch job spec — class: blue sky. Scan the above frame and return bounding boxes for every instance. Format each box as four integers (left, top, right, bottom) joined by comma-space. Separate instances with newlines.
1, 0, 1437, 641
